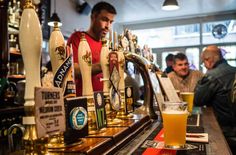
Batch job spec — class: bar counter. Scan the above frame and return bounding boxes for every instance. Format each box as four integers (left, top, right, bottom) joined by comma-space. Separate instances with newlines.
115, 107, 233, 155
201, 107, 232, 155
1, 107, 232, 155
47, 107, 232, 154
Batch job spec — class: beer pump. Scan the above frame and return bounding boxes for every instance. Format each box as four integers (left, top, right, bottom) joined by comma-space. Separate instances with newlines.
19, 0, 48, 154
47, 13, 76, 148
78, 33, 101, 134
100, 37, 121, 125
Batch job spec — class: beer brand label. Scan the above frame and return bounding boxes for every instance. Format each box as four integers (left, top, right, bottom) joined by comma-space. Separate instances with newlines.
69, 107, 88, 130
125, 86, 134, 113
53, 55, 72, 88
94, 92, 107, 129
53, 53, 76, 97
64, 80, 76, 97
64, 97, 88, 144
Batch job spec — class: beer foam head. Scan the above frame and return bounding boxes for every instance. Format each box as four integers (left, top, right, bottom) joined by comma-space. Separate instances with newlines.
162, 110, 188, 114
162, 101, 188, 112
180, 92, 194, 95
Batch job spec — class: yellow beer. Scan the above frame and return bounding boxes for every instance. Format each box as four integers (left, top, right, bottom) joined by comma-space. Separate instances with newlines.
180, 92, 194, 113
162, 111, 188, 148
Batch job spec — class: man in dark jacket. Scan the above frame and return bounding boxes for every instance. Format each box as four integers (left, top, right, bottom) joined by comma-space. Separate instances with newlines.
194, 45, 236, 153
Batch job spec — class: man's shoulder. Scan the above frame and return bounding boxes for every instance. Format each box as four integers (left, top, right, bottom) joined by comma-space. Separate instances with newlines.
189, 70, 204, 77
167, 71, 177, 78
207, 63, 236, 77
68, 31, 82, 39
67, 31, 85, 46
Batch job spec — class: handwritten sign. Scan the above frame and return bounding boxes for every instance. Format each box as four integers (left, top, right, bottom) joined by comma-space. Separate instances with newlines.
34, 87, 65, 138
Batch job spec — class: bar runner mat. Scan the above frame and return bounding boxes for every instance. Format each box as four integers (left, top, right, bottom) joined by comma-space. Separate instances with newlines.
132, 124, 206, 155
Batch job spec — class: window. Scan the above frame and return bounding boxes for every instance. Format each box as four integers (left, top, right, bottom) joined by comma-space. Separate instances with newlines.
202, 20, 236, 44
129, 17, 236, 71
219, 45, 236, 67
132, 24, 200, 49
185, 48, 200, 70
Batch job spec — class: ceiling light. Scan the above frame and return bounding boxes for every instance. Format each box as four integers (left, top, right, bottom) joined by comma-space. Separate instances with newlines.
162, 0, 179, 11
48, 12, 62, 27
48, 0, 62, 27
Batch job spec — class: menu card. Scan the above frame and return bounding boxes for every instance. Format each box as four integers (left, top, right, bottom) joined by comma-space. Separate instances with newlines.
156, 74, 180, 102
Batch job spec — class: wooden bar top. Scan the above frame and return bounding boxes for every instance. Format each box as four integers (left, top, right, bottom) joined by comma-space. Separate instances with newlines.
115, 107, 233, 155
201, 107, 232, 155
87, 126, 130, 143
49, 137, 113, 155
4, 113, 151, 155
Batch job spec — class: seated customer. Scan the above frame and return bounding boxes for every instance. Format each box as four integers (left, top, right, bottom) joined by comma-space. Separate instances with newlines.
168, 53, 204, 92
164, 53, 174, 74
194, 45, 236, 153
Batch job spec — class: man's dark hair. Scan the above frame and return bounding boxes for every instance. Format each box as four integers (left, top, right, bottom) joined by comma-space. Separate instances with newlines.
91, 1, 117, 15
165, 53, 174, 62
173, 53, 188, 64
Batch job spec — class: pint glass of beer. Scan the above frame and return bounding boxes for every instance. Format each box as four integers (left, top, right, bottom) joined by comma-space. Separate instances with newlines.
162, 102, 188, 149
180, 92, 194, 114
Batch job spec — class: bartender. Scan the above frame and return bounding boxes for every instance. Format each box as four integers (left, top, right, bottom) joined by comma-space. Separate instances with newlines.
67, 2, 117, 96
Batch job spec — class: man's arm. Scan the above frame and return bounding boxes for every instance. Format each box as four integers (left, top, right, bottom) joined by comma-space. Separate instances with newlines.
194, 75, 217, 106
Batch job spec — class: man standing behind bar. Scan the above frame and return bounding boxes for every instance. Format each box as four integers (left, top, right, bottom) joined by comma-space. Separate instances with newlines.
194, 45, 236, 153
168, 53, 204, 92
67, 2, 117, 96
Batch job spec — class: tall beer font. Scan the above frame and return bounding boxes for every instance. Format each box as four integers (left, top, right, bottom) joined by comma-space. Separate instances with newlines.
116, 34, 133, 119
49, 22, 76, 97
48, 22, 76, 148
100, 37, 121, 125
78, 33, 93, 97
49, 22, 65, 76
78, 33, 97, 133
100, 38, 110, 95
19, 0, 47, 154
19, 0, 41, 106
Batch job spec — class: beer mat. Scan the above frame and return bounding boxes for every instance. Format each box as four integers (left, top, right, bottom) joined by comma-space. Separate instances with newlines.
187, 113, 200, 126
141, 140, 198, 150
132, 125, 207, 155
142, 129, 177, 155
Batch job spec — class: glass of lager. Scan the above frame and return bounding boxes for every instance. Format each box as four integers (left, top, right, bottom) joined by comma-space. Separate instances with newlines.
162, 102, 188, 149
180, 92, 194, 114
